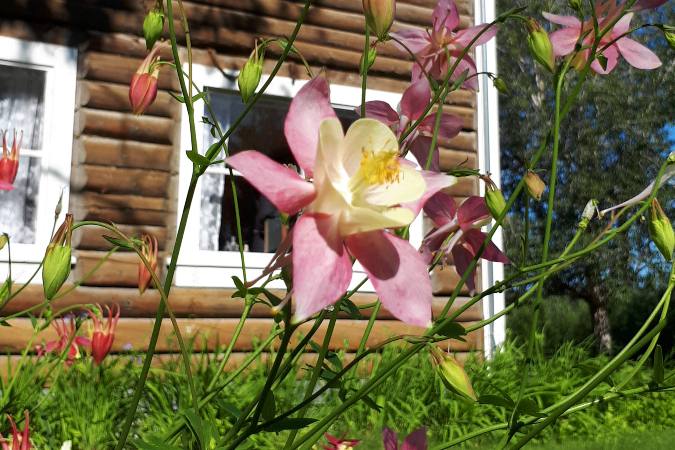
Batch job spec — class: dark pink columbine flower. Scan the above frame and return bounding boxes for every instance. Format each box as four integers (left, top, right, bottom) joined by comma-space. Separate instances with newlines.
86, 304, 120, 365
544, 1, 662, 74
36, 317, 90, 366
363, 77, 463, 171
391, 0, 497, 89
323, 433, 360, 450
383, 427, 427, 450
422, 193, 509, 293
0, 130, 22, 191
1, 411, 31, 450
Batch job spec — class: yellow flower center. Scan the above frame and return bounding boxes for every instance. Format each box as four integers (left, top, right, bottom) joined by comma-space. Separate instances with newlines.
357, 149, 401, 186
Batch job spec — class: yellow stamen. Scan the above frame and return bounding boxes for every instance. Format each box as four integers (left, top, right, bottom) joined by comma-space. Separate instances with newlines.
358, 149, 401, 186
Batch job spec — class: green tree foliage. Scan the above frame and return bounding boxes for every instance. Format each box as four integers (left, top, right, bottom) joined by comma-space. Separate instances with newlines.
496, 0, 674, 353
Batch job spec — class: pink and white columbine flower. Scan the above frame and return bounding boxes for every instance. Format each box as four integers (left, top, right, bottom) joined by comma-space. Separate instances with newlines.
383, 427, 427, 450
391, 0, 497, 89
363, 77, 463, 171
422, 193, 509, 292
36, 317, 91, 366
227, 77, 455, 327
544, 1, 662, 74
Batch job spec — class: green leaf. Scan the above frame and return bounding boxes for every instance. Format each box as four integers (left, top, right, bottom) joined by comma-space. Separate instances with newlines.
339, 299, 363, 319
261, 417, 317, 433
516, 398, 547, 418
169, 91, 186, 103
434, 321, 467, 340
654, 345, 665, 385
478, 394, 515, 409
186, 150, 211, 167
134, 436, 183, 450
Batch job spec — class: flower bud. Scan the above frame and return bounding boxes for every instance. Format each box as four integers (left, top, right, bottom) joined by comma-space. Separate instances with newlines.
43, 214, 73, 300
526, 19, 555, 73
663, 25, 675, 50
648, 199, 674, 261
143, 4, 165, 50
363, 0, 396, 41
524, 170, 546, 201
492, 77, 509, 95
0, 233, 7, 251
238, 44, 264, 104
579, 199, 598, 229
138, 234, 159, 294
0, 278, 10, 309
129, 44, 165, 115
484, 177, 507, 219
0, 129, 22, 191
430, 346, 476, 401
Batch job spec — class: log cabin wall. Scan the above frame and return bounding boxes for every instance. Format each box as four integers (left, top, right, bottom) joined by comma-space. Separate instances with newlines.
0, 0, 484, 368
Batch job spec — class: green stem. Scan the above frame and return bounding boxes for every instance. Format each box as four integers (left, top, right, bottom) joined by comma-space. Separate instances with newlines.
360, 25, 370, 118
357, 301, 381, 355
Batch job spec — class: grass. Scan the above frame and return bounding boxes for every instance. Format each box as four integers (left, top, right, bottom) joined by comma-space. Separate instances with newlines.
1, 338, 674, 449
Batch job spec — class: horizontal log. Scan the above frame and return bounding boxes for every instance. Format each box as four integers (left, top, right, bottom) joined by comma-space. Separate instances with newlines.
445, 176, 478, 197
442, 131, 477, 153
80, 51, 180, 91
71, 250, 151, 287
73, 224, 167, 251
78, 80, 178, 118
0, 317, 482, 353
71, 165, 172, 197
2, 284, 483, 322
431, 265, 474, 296
439, 149, 477, 170
74, 136, 174, 172
72, 205, 167, 227
75, 108, 175, 145
73, 192, 171, 212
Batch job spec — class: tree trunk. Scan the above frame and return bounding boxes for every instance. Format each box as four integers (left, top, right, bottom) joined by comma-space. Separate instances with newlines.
588, 285, 613, 354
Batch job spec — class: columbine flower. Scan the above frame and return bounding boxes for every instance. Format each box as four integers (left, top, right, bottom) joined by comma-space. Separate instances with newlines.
1, 411, 31, 450
323, 433, 360, 450
227, 76, 455, 327
422, 193, 509, 293
86, 304, 120, 365
0, 130, 22, 191
129, 43, 166, 115
36, 317, 90, 366
544, 1, 662, 74
363, 0, 396, 41
383, 427, 427, 450
391, 0, 497, 88
363, 78, 463, 171
138, 234, 158, 295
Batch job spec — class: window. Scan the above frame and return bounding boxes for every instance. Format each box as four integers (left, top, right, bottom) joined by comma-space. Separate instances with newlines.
176, 65, 424, 289
0, 37, 77, 281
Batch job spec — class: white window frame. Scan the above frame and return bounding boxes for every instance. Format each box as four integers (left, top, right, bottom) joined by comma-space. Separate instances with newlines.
175, 64, 425, 290
0, 36, 77, 282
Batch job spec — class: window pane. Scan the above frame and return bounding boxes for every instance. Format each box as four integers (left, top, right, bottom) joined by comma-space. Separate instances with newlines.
0, 64, 46, 151
200, 89, 358, 253
0, 156, 41, 244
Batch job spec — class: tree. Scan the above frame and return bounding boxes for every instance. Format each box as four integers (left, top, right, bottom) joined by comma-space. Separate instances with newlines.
496, 0, 674, 353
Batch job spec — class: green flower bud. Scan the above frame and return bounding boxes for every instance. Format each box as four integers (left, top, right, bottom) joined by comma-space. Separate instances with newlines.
568, 0, 582, 12
0, 233, 7, 251
0, 277, 10, 309
492, 77, 509, 95
484, 177, 507, 219
527, 19, 555, 73
43, 214, 73, 300
648, 199, 674, 261
238, 45, 264, 104
579, 199, 598, 229
664, 26, 675, 51
143, 6, 165, 50
430, 346, 476, 401
363, 0, 396, 41
524, 170, 546, 201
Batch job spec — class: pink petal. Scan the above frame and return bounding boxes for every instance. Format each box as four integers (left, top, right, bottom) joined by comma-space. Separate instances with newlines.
75, 336, 92, 347
451, 243, 477, 292
284, 76, 337, 177
462, 229, 510, 264
347, 231, 432, 328
409, 136, 439, 172
454, 24, 499, 48
382, 428, 399, 450
403, 170, 455, 217
542, 12, 582, 28
433, 0, 459, 32
457, 196, 490, 230
292, 213, 352, 322
419, 113, 463, 140
424, 192, 457, 227
390, 29, 432, 54
549, 28, 581, 57
592, 44, 619, 74
634, 0, 668, 10
612, 13, 634, 35
616, 38, 662, 70
364, 101, 400, 126
400, 78, 431, 122
402, 428, 428, 450
227, 151, 316, 215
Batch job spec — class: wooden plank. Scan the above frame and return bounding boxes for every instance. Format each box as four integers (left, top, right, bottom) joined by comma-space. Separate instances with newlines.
445, 176, 478, 197
73, 224, 167, 251
439, 149, 477, 170
72, 205, 167, 227
80, 51, 180, 91
0, 318, 482, 353
75, 108, 175, 145
431, 265, 473, 296
440, 131, 477, 153
74, 136, 174, 172
78, 80, 178, 118
2, 284, 484, 322
71, 165, 172, 197
72, 250, 149, 287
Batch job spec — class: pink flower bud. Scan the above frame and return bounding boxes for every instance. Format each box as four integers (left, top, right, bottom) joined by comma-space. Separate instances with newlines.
129, 44, 165, 115
0, 129, 22, 191
362, 0, 396, 41
138, 234, 159, 294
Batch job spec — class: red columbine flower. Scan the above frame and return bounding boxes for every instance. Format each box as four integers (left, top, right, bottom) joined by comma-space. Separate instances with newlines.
383, 427, 427, 450
36, 317, 90, 366
86, 304, 120, 365
0, 130, 22, 191
138, 234, 158, 295
1, 411, 31, 450
324, 433, 360, 450
391, 0, 497, 89
129, 43, 166, 115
